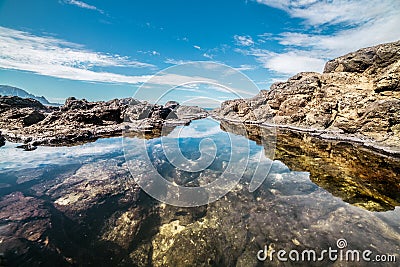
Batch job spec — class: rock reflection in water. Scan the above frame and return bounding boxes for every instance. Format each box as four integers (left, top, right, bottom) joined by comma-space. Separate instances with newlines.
220, 120, 400, 212
0, 119, 399, 266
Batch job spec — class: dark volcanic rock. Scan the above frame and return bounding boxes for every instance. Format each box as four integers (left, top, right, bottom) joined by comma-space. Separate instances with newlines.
164, 100, 180, 109
0, 96, 208, 146
16, 143, 37, 151
214, 40, 400, 153
61, 97, 93, 111
0, 95, 46, 110
0, 192, 61, 265
22, 109, 45, 126
0, 132, 5, 147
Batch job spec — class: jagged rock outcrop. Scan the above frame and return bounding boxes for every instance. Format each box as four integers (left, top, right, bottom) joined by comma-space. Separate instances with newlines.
214, 40, 400, 153
0, 96, 208, 146
0, 132, 5, 147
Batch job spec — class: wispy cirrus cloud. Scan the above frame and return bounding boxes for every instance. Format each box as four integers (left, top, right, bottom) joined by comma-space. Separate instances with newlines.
63, 0, 104, 14
0, 26, 156, 84
256, 0, 397, 27
246, 48, 326, 75
247, 0, 400, 76
164, 58, 194, 65
234, 64, 257, 71
234, 35, 254, 46
0, 27, 239, 89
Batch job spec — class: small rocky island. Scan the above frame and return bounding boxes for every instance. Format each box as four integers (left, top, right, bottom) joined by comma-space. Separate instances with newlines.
213, 40, 400, 155
0, 96, 208, 148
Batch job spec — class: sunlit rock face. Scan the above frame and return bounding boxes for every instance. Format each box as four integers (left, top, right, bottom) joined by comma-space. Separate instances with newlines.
213, 41, 400, 153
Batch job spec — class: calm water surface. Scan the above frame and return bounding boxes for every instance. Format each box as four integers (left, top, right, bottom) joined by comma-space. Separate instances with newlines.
0, 118, 399, 266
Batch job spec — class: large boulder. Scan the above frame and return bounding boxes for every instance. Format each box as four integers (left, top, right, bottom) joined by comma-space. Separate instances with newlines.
22, 110, 46, 126
324, 40, 400, 74
164, 100, 180, 110
61, 97, 93, 111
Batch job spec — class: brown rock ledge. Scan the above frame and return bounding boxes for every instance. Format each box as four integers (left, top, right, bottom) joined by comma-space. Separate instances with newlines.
213, 40, 400, 155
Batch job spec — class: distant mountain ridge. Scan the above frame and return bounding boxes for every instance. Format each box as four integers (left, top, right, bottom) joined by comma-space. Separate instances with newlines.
0, 85, 59, 106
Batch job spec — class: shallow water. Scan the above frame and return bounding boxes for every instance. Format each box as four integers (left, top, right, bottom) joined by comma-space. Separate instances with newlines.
0, 118, 399, 266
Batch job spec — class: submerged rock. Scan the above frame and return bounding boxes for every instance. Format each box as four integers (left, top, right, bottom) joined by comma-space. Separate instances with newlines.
0, 192, 63, 265
122, 168, 400, 267
220, 120, 400, 212
47, 158, 140, 219
213, 40, 400, 153
16, 143, 37, 151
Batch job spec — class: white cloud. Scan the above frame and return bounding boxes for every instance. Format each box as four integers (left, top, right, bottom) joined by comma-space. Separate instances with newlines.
234, 35, 254, 46
256, 0, 399, 26
0, 26, 157, 84
247, 0, 400, 75
277, 15, 400, 56
177, 37, 189, 42
234, 64, 256, 71
0, 137, 123, 171
145, 74, 220, 87
193, 45, 201, 50
256, 50, 325, 74
165, 58, 194, 65
63, 0, 104, 14
173, 83, 201, 92
203, 53, 213, 59
167, 125, 222, 139
1, 27, 237, 87
179, 97, 223, 108
138, 50, 160, 56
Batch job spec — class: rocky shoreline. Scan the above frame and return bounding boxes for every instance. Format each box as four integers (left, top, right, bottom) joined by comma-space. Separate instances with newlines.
1, 42, 399, 157
212, 114, 400, 157
213, 40, 400, 156
0, 96, 208, 148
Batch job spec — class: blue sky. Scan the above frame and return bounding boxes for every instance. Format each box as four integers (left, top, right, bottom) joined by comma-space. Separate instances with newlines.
0, 0, 399, 106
